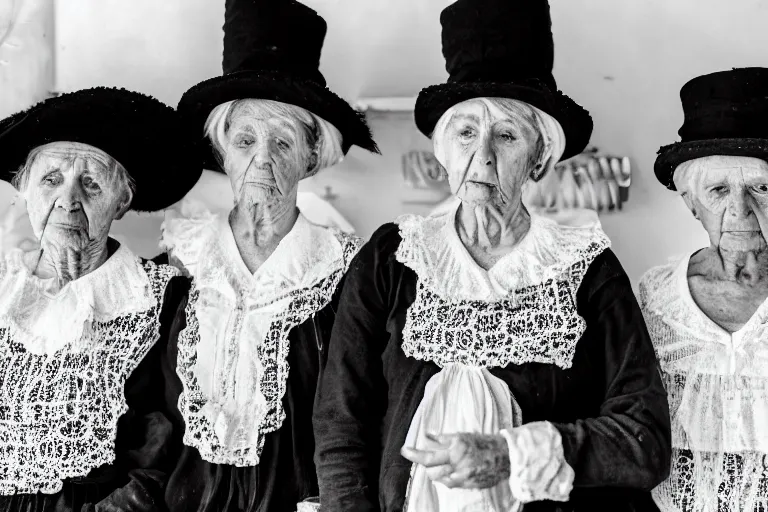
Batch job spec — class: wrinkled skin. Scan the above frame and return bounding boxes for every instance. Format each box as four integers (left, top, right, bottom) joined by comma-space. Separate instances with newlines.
438, 98, 543, 270
21, 141, 130, 291
680, 157, 768, 332
401, 432, 511, 490
223, 101, 316, 273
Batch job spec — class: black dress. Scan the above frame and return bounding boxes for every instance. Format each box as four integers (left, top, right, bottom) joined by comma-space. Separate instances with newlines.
313, 220, 673, 512
157, 212, 361, 512
0, 251, 186, 512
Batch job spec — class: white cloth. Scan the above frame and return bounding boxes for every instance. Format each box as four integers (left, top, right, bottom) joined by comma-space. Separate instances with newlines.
640, 255, 768, 512
0, 250, 177, 495
397, 203, 605, 510
160, 199, 361, 466
404, 364, 522, 512
0, 243, 154, 355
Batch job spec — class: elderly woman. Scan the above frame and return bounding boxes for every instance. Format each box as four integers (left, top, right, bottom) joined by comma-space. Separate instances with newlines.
157, 1, 379, 511
640, 67, 768, 512
0, 87, 200, 511
313, 1, 671, 511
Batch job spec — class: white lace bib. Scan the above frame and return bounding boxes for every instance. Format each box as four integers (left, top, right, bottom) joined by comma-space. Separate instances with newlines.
395, 204, 610, 370
640, 255, 768, 512
0, 249, 177, 495
161, 206, 361, 467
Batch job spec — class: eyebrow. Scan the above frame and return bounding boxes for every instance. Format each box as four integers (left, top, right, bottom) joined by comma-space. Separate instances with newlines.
232, 119, 299, 137
449, 113, 481, 125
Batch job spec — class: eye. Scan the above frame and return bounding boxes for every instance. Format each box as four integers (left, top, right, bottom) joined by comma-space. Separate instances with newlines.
275, 138, 291, 151
82, 175, 101, 192
41, 171, 62, 186
498, 132, 517, 142
458, 127, 476, 141
752, 184, 768, 194
235, 135, 255, 149
709, 185, 728, 195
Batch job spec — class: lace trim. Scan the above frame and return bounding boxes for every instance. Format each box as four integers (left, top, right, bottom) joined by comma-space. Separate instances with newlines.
0, 245, 155, 355
0, 261, 177, 495
640, 258, 768, 510
395, 203, 611, 302
176, 232, 360, 466
396, 210, 608, 369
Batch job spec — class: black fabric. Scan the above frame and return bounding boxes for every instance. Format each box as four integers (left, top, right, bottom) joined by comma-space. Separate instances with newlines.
161, 277, 344, 512
0, 274, 189, 512
313, 223, 672, 512
413, 0, 593, 160
0, 88, 201, 212
177, 0, 379, 169
654, 67, 768, 189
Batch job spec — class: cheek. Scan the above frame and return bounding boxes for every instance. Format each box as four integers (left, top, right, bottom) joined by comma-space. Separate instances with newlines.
497, 147, 533, 192
443, 143, 475, 191
23, 187, 54, 233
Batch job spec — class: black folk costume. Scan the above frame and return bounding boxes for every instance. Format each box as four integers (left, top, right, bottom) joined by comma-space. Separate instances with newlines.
161, 1, 378, 511
643, 67, 768, 512
313, 1, 671, 510
0, 88, 201, 511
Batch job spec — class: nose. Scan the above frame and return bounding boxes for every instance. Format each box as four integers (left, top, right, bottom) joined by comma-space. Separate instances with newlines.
56, 161, 85, 212
249, 140, 273, 171
469, 135, 496, 180
727, 187, 753, 220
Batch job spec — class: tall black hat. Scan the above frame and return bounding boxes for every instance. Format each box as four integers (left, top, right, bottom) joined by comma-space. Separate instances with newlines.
414, 0, 593, 161
0, 87, 201, 212
177, 0, 379, 172
655, 67, 768, 190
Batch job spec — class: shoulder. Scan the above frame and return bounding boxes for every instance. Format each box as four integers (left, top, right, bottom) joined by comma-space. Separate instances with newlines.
348, 222, 403, 272
637, 257, 685, 312
576, 248, 634, 308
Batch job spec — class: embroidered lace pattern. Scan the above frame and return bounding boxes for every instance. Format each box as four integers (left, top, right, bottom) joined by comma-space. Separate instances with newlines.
0, 260, 177, 495
395, 211, 610, 370
640, 257, 768, 512
175, 231, 360, 466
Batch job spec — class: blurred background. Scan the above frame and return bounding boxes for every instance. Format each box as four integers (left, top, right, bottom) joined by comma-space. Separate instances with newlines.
2, 0, 767, 284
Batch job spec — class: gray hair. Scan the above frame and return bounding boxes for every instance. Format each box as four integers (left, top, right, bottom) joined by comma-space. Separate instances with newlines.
12, 144, 136, 207
432, 97, 566, 183
204, 99, 344, 177
673, 155, 768, 199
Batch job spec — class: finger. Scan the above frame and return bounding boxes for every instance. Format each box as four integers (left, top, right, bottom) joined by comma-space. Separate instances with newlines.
425, 463, 454, 482
400, 446, 451, 467
425, 432, 454, 446
435, 468, 472, 489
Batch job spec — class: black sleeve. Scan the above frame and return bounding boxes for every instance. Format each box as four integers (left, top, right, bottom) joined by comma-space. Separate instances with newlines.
88, 275, 190, 512
313, 224, 400, 512
553, 250, 672, 491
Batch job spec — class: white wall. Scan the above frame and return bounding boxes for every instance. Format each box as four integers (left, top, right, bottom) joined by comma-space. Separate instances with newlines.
6, 0, 768, 282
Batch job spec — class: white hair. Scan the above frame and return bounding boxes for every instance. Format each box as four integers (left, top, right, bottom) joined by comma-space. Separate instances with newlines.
204, 99, 344, 177
673, 155, 768, 200
12, 143, 135, 206
431, 97, 566, 183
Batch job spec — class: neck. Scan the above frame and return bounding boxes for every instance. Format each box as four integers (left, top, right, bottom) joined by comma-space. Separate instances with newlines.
456, 201, 531, 255
33, 236, 112, 290
710, 245, 768, 285
229, 197, 299, 273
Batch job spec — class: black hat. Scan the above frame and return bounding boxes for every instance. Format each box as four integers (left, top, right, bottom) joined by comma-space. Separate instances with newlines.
0, 87, 201, 212
414, 0, 593, 161
177, 0, 379, 173
655, 67, 768, 190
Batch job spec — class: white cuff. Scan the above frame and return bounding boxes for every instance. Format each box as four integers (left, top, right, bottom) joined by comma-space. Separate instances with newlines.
499, 421, 574, 503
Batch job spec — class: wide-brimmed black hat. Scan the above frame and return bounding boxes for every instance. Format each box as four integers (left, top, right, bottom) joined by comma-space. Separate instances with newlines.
414, 0, 593, 161
0, 87, 201, 212
177, 0, 379, 173
655, 67, 768, 190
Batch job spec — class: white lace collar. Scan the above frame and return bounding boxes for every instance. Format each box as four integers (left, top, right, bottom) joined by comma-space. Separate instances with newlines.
0, 243, 154, 355
396, 201, 611, 302
161, 203, 360, 467
163, 208, 344, 303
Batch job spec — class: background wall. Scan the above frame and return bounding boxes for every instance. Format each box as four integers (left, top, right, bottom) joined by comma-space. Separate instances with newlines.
3, 0, 768, 283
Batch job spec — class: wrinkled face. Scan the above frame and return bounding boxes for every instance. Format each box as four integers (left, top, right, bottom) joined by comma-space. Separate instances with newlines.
23, 141, 130, 250
222, 102, 315, 207
683, 157, 768, 253
435, 99, 543, 209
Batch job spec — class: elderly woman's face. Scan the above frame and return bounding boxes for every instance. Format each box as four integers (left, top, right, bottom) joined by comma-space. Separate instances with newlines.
223, 102, 313, 206
23, 142, 128, 249
684, 157, 768, 253
436, 99, 542, 209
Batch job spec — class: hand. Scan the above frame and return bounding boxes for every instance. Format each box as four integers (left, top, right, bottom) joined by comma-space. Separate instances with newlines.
400, 432, 510, 489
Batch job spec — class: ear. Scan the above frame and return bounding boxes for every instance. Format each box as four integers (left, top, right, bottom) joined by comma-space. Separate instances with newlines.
114, 190, 133, 221
304, 150, 319, 178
